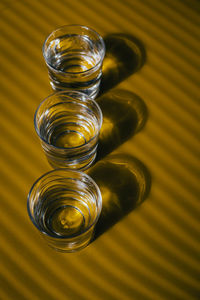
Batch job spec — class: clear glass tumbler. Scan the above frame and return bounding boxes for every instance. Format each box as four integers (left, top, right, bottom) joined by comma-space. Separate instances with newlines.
43, 25, 105, 99
34, 91, 103, 170
27, 169, 102, 252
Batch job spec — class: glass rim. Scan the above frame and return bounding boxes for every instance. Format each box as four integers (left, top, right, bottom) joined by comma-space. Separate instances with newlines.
42, 24, 106, 75
27, 168, 102, 239
34, 90, 103, 151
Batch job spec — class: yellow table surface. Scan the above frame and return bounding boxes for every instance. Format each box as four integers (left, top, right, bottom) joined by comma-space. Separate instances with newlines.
0, 0, 199, 299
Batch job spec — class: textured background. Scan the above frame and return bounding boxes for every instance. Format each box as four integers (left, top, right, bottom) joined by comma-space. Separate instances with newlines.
0, 0, 199, 299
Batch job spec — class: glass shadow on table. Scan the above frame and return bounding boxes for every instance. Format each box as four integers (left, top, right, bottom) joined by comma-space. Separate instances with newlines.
96, 88, 148, 161
100, 33, 146, 95
87, 153, 151, 240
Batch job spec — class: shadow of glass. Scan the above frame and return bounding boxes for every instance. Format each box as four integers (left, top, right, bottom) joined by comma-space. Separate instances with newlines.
96, 89, 148, 161
87, 153, 151, 240
100, 33, 146, 95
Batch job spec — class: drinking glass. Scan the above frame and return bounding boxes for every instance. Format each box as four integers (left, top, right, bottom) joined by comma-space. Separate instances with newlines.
34, 91, 103, 170
43, 25, 105, 99
27, 169, 102, 252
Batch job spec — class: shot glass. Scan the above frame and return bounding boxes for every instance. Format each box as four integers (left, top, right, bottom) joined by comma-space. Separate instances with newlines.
43, 25, 105, 99
27, 169, 102, 252
34, 91, 103, 170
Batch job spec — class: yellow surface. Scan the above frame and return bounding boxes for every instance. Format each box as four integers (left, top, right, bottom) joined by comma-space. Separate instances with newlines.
0, 0, 200, 299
